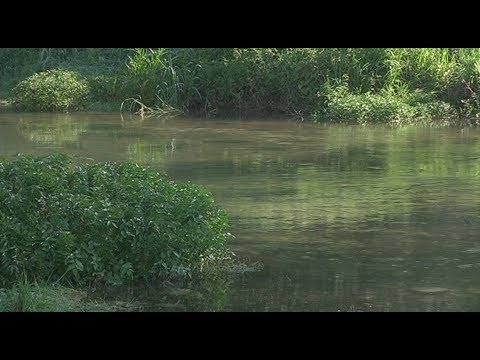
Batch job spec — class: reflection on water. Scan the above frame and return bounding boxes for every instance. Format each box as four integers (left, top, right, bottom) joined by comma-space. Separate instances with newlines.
1, 113, 480, 311
94, 272, 233, 312
17, 113, 87, 146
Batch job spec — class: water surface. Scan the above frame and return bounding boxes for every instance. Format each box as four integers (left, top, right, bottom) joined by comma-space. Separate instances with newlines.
2, 112, 480, 311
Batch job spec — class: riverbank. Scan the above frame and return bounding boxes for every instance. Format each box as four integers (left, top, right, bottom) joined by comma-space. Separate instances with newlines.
0, 283, 126, 312
1, 48, 479, 125
0, 258, 263, 312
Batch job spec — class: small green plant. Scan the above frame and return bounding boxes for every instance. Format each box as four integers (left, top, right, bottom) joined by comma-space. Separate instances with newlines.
13, 69, 90, 112
12, 273, 32, 311
0, 154, 230, 286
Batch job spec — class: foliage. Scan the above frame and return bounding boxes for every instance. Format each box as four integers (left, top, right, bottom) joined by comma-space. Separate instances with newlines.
17, 114, 87, 145
0, 154, 230, 286
313, 77, 457, 124
2, 48, 480, 123
13, 69, 90, 112
384, 48, 458, 92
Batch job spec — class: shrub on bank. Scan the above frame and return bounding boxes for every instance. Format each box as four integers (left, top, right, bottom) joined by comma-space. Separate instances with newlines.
0, 154, 230, 286
315, 84, 457, 124
13, 69, 90, 112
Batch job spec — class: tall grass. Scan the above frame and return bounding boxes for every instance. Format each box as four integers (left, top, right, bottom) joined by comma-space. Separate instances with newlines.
123, 48, 187, 116
384, 48, 457, 91
12, 272, 32, 311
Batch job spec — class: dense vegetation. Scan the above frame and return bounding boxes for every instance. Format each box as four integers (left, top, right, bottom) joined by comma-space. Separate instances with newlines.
13, 69, 89, 111
1, 48, 480, 123
0, 154, 230, 287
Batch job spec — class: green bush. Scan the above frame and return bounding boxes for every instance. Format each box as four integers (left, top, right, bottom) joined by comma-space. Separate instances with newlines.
315, 84, 457, 124
0, 154, 230, 286
13, 69, 90, 112
318, 90, 416, 124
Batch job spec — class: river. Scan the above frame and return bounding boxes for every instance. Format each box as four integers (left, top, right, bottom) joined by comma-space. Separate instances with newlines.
1, 112, 480, 311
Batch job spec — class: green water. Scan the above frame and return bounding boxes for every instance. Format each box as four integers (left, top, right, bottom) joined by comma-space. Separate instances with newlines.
2, 112, 480, 311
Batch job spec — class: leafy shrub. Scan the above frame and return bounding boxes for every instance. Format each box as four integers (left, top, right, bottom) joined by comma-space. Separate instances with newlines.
13, 69, 90, 112
0, 154, 230, 286
315, 84, 457, 124
315, 84, 412, 124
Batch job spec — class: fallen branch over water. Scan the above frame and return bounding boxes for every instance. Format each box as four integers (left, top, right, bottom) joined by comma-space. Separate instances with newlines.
120, 97, 182, 119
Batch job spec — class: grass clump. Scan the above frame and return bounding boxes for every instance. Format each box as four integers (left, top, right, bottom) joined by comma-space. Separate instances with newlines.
0, 277, 130, 312
0, 281, 89, 312
0, 154, 230, 287
13, 69, 90, 112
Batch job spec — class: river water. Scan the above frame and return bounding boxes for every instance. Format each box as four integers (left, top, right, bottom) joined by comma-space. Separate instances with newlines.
1, 113, 480, 311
